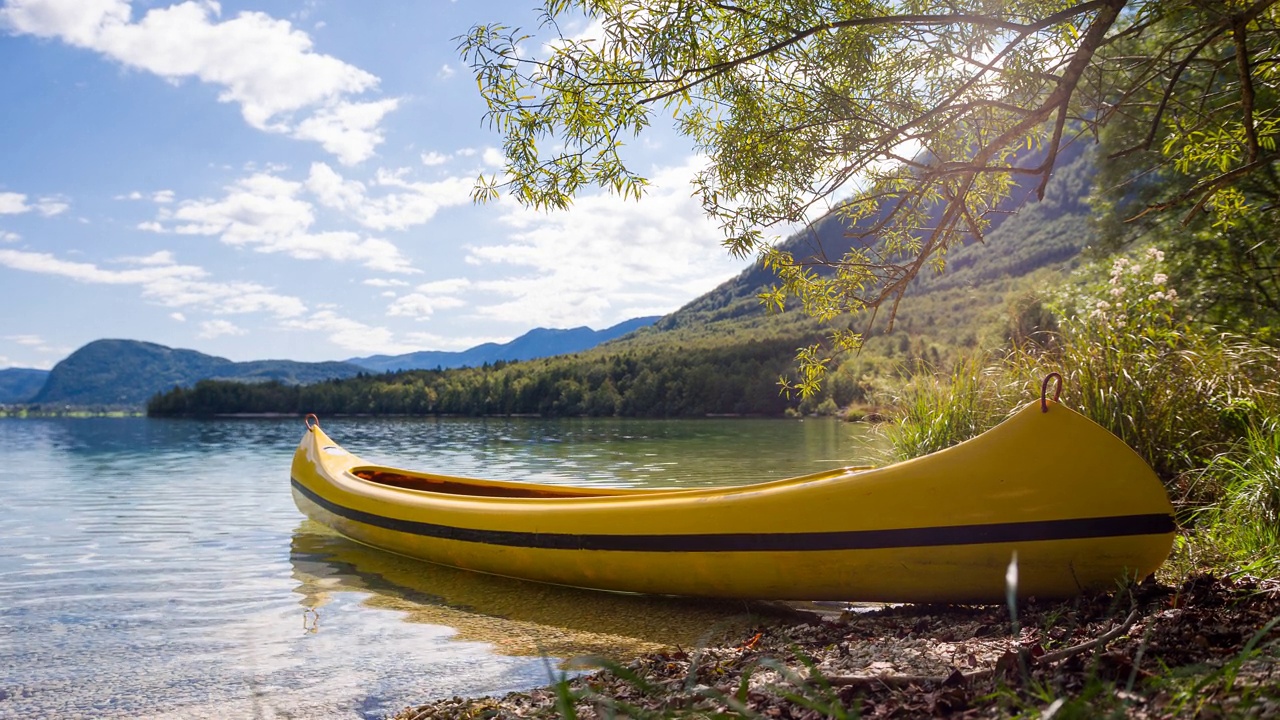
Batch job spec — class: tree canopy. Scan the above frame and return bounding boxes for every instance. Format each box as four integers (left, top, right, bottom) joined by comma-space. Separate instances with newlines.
460, 0, 1280, 393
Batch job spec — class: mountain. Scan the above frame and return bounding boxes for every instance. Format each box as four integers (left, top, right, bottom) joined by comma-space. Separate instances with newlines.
0, 368, 50, 404
659, 142, 1093, 331
347, 316, 660, 373
30, 339, 367, 407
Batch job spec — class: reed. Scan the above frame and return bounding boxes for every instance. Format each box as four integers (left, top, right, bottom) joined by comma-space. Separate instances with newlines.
1195, 418, 1280, 575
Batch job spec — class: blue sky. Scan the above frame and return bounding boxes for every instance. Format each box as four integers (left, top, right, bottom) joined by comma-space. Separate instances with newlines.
0, 0, 750, 369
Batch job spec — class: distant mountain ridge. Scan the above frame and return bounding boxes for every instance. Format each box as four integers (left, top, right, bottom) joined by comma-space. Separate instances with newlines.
30, 340, 368, 407
21, 318, 661, 408
346, 316, 659, 373
0, 368, 49, 404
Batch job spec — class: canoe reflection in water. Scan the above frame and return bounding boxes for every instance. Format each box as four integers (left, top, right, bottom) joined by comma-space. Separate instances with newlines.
289, 521, 794, 664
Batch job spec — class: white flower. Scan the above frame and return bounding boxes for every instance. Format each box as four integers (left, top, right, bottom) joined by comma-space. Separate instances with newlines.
1153, 273, 1168, 285
1110, 286, 1125, 298
1096, 300, 1111, 310
1145, 247, 1165, 262
1149, 292, 1165, 302
1129, 263, 1142, 275
1166, 288, 1178, 301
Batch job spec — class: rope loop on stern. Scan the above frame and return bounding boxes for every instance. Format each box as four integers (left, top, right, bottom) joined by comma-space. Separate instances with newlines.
1040, 373, 1063, 413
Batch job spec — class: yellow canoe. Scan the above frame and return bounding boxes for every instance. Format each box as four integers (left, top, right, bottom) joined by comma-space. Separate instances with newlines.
290, 398, 1175, 603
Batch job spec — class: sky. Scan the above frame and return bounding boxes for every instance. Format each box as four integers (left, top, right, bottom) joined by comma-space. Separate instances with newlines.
0, 0, 752, 370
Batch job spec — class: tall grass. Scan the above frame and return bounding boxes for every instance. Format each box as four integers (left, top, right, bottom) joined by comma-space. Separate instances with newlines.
883, 355, 1032, 459
1198, 418, 1280, 574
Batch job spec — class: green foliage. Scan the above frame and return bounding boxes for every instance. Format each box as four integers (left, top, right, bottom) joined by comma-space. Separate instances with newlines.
1053, 248, 1279, 481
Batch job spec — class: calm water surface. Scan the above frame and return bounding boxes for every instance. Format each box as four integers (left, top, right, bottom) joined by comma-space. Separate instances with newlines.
0, 416, 884, 719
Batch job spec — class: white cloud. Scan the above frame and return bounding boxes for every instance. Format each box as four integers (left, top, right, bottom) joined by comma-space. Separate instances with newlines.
149, 171, 418, 273
382, 277, 472, 319
463, 155, 746, 327
363, 278, 409, 287
0, 231, 19, 242
306, 162, 472, 231
436, 64, 455, 80
35, 196, 69, 216
291, 98, 400, 166
6, 334, 45, 347
1, 0, 396, 163
0, 247, 204, 285
404, 330, 504, 352
281, 309, 419, 354
198, 318, 246, 338
481, 147, 505, 168
420, 151, 448, 166
1, 334, 65, 369
386, 292, 465, 320
170, 312, 186, 322
118, 250, 177, 265
0, 330, 64, 363
415, 277, 472, 294
0, 248, 307, 318
304, 161, 364, 212
0, 192, 30, 214
116, 189, 175, 203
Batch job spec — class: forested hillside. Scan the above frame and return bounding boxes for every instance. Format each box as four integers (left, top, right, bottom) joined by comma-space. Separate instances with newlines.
0, 368, 49, 405
34, 339, 365, 407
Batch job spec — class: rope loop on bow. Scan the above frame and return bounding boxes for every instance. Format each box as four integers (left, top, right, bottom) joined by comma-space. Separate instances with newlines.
305, 413, 320, 430
1041, 373, 1063, 413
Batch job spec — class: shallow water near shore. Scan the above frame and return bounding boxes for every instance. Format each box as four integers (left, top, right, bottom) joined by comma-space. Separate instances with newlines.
0, 415, 882, 719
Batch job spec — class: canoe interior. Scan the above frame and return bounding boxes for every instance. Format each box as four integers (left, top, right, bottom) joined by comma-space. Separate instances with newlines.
350, 464, 876, 500
352, 468, 629, 499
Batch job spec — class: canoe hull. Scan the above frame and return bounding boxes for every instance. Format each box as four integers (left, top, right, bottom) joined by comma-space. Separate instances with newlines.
290, 401, 1176, 602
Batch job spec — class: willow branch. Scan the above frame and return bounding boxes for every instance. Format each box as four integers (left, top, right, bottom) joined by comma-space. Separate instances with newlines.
640, 2, 1109, 104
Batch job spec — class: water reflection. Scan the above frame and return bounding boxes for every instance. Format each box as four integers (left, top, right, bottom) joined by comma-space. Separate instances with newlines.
290, 521, 778, 663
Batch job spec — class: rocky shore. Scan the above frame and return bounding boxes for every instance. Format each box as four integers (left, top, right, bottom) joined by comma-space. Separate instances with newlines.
392, 575, 1279, 719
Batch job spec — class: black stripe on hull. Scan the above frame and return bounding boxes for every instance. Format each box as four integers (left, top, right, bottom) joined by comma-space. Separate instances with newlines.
291, 478, 1175, 553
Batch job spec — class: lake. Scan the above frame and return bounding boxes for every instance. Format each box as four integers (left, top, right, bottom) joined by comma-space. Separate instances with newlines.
0, 415, 884, 719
